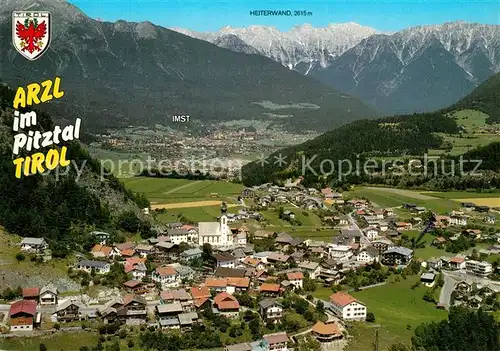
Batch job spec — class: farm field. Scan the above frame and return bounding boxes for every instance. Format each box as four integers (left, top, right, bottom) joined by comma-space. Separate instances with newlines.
454, 198, 500, 207
348, 187, 459, 213
156, 205, 243, 223
423, 191, 500, 199
429, 110, 498, 156
346, 275, 448, 351
122, 177, 245, 205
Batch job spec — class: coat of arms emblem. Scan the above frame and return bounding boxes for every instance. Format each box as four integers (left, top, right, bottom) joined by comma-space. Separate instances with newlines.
12, 11, 51, 61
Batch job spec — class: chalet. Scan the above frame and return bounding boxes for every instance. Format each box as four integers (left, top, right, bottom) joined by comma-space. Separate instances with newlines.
474, 205, 490, 213
338, 229, 362, 244
464, 229, 482, 240
356, 246, 379, 263
214, 267, 246, 278
298, 261, 321, 279
259, 299, 283, 323
384, 208, 394, 217
76, 260, 110, 275
160, 289, 193, 311
461, 202, 476, 210
117, 295, 147, 325
403, 203, 417, 210
263, 332, 289, 351
449, 216, 467, 226
259, 283, 281, 297
214, 292, 240, 317
382, 247, 413, 266
242, 257, 265, 271
282, 210, 295, 220
205, 277, 250, 294
216, 253, 236, 269
152, 266, 180, 288
449, 257, 466, 270
420, 272, 436, 287
329, 291, 366, 321
485, 216, 496, 224
372, 238, 394, 253
432, 237, 447, 246
414, 206, 426, 214
156, 302, 183, 325
178, 311, 199, 330
53, 301, 86, 322
180, 248, 203, 261
123, 280, 145, 294
135, 244, 154, 257
20, 237, 48, 253
39, 284, 58, 305
396, 222, 412, 231
364, 227, 379, 240
100, 246, 124, 260
22, 288, 40, 302
241, 188, 255, 198
311, 321, 343, 343
190, 286, 211, 310
328, 244, 353, 261
90, 231, 111, 245
125, 261, 147, 281
267, 252, 292, 266
286, 272, 304, 290
9, 300, 38, 331
378, 222, 389, 232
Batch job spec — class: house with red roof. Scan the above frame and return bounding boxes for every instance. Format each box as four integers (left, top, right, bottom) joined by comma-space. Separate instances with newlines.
9, 300, 38, 331
214, 292, 240, 317
152, 266, 180, 288
22, 287, 40, 302
259, 283, 281, 297
286, 272, 304, 290
449, 256, 466, 270
329, 292, 366, 321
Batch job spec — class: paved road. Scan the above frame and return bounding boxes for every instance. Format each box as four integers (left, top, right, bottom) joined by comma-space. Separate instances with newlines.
347, 211, 371, 246
439, 270, 500, 310
439, 272, 457, 309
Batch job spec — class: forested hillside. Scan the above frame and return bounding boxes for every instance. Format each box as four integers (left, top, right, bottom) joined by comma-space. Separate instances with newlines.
451, 73, 500, 124
0, 83, 151, 257
241, 73, 500, 189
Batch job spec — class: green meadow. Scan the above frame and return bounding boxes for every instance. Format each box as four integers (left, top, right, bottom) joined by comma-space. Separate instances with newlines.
122, 177, 245, 204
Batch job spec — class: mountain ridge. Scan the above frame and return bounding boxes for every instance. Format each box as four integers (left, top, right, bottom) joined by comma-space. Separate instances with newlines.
174, 21, 500, 114
0, 0, 378, 132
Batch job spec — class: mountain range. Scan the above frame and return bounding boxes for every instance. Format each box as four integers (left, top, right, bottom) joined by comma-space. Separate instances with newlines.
174, 22, 500, 115
0, 0, 377, 132
241, 72, 500, 187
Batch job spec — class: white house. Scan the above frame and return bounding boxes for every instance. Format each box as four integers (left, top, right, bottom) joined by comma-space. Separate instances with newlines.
39, 284, 58, 305
329, 292, 366, 321
298, 261, 321, 280
234, 233, 247, 246
356, 246, 379, 263
286, 272, 304, 290
20, 237, 48, 253
259, 299, 284, 324
364, 227, 379, 240
152, 266, 180, 288
198, 215, 233, 247
216, 253, 236, 269
449, 216, 467, 226
328, 244, 353, 261
76, 260, 110, 275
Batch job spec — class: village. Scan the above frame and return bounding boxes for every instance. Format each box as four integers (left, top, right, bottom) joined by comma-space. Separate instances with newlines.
2, 181, 500, 351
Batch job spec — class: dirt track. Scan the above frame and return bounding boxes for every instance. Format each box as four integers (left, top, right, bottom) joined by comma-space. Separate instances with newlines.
151, 201, 238, 210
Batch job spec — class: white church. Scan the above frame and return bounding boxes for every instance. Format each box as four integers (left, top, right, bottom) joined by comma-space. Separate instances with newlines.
198, 214, 234, 247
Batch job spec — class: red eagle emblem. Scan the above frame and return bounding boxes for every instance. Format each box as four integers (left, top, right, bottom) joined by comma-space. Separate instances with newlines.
16, 18, 47, 54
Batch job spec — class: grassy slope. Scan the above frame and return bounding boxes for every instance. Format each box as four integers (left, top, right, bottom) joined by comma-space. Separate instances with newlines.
348, 275, 447, 351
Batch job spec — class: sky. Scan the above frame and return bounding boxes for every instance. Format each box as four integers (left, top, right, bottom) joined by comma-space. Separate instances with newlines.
71, 0, 500, 32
